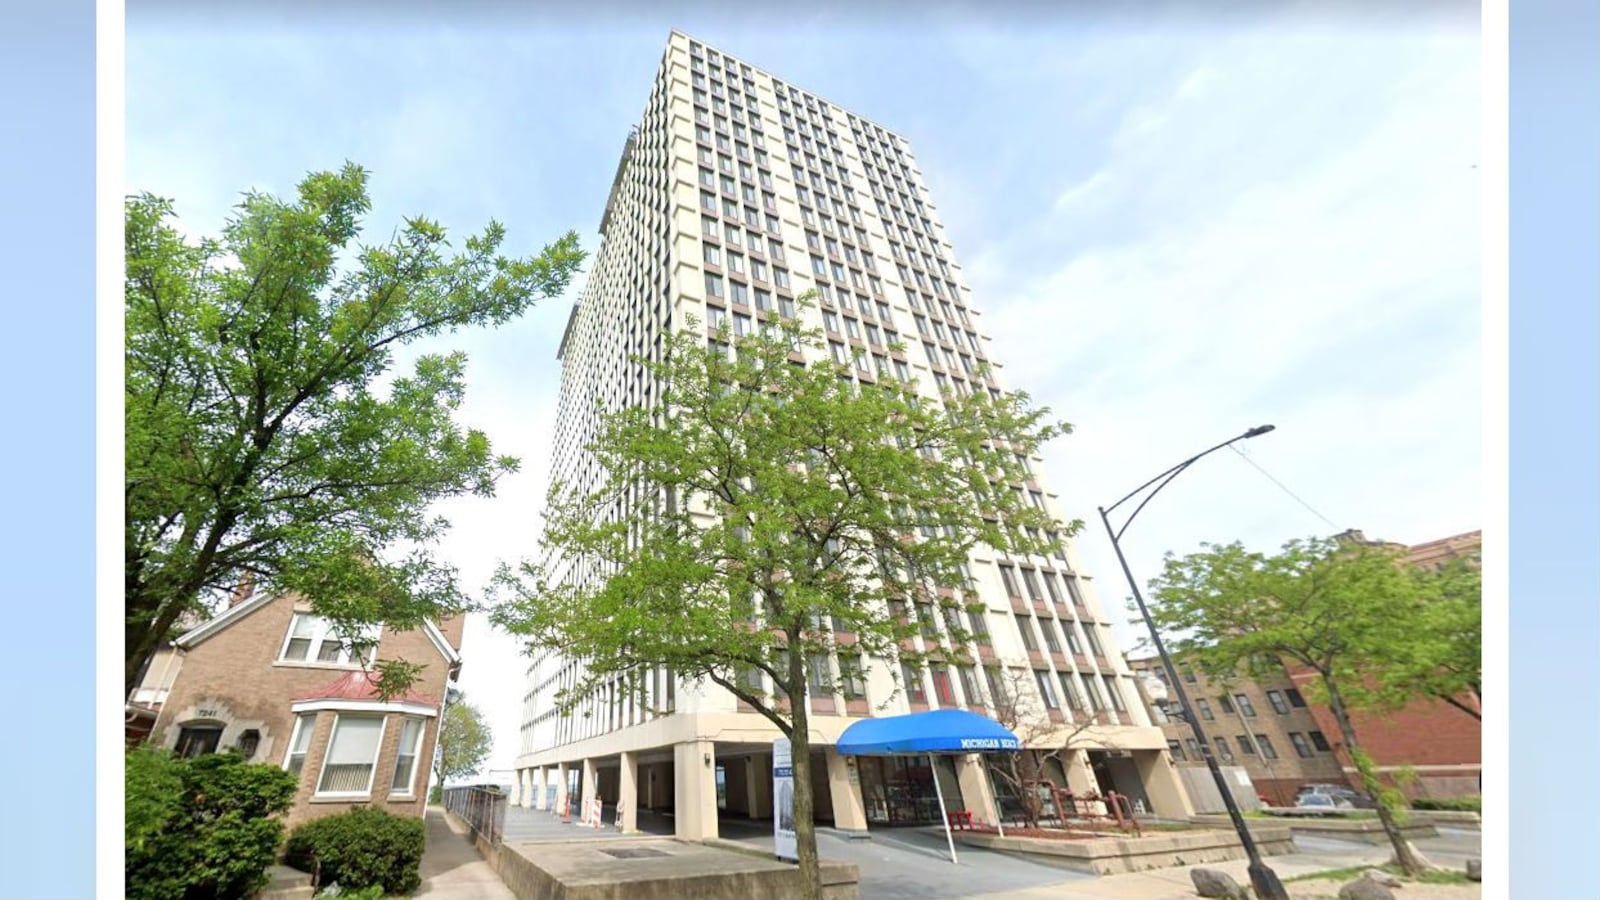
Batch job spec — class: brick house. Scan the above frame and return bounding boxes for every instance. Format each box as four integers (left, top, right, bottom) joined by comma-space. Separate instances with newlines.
148, 589, 463, 828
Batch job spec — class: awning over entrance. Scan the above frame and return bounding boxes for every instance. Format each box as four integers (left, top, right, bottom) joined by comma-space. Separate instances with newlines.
836, 709, 1020, 756
836, 709, 1022, 864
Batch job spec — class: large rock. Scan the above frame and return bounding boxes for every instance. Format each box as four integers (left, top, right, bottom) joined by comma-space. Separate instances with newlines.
1337, 878, 1396, 900
1363, 868, 1403, 887
1190, 868, 1249, 900
1466, 857, 1482, 881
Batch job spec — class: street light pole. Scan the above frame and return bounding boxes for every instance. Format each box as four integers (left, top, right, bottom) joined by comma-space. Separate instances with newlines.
1098, 424, 1287, 900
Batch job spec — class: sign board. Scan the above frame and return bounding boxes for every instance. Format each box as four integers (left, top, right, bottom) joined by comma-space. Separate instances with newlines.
773, 738, 797, 862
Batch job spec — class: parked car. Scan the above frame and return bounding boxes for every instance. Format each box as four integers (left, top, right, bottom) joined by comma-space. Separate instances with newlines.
1295, 783, 1373, 809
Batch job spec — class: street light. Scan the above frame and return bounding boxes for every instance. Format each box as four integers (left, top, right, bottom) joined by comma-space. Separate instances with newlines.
1098, 424, 1287, 900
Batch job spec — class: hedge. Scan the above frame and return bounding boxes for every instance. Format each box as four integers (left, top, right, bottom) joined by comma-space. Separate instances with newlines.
1411, 796, 1481, 812
125, 747, 299, 900
285, 806, 426, 895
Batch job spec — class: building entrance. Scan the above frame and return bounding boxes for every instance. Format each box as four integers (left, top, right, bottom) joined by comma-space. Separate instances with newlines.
856, 756, 964, 825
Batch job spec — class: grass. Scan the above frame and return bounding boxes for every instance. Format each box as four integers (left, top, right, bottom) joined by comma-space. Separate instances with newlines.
1285, 863, 1473, 886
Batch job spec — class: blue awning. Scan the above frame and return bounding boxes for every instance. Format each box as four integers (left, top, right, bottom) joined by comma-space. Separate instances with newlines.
835, 709, 1021, 756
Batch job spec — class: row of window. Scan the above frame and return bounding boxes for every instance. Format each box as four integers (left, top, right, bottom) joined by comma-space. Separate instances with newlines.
998, 563, 1085, 606
1168, 728, 1332, 762
1014, 612, 1106, 658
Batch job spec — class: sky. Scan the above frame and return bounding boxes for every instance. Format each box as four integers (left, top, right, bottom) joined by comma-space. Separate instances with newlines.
126, 0, 1482, 775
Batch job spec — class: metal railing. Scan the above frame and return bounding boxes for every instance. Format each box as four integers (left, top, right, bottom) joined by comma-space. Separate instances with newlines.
443, 785, 507, 846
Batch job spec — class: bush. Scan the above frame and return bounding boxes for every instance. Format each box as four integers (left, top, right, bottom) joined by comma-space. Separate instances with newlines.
126, 747, 299, 900
1411, 795, 1481, 812
285, 806, 426, 895
429, 783, 442, 804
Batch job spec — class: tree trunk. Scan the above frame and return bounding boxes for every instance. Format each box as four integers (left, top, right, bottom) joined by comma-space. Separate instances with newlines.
787, 645, 823, 900
1322, 674, 1426, 875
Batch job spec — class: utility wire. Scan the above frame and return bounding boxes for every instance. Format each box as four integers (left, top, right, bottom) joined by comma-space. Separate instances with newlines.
1227, 444, 1340, 530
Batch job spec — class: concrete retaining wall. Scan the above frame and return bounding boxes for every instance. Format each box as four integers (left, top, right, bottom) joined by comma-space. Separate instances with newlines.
1193, 813, 1438, 844
956, 826, 1295, 875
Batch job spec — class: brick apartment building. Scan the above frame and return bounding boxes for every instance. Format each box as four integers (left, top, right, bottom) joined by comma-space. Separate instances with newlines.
1127, 656, 1347, 806
1287, 529, 1483, 800
1128, 529, 1482, 806
140, 588, 464, 828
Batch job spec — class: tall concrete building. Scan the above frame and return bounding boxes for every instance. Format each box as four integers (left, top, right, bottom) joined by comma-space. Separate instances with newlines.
508, 31, 1192, 838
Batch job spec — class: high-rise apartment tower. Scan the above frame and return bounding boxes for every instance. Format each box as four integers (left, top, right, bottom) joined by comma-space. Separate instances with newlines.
508, 31, 1193, 838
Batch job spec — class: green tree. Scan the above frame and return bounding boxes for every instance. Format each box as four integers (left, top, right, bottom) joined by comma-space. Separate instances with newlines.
436, 697, 494, 786
1392, 557, 1482, 720
1146, 536, 1465, 875
494, 303, 1070, 899
124, 163, 583, 695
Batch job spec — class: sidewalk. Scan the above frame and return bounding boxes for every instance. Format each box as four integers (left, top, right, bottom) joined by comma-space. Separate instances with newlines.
971, 846, 1395, 899
411, 806, 515, 899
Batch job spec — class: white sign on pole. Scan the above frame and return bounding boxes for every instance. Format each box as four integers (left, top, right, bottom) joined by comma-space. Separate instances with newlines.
773, 737, 797, 862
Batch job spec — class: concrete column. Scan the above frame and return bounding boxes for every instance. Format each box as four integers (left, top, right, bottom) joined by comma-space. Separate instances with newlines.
509, 769, 523, 807
1135, 749, 1195, 818
744, 756, 763, 819
532, 768, 547, 810
581, 757, 599, 819
555, 762, 569, 816
673, 740, 720, 840
1064, 751, 1107, 816
619, 750, 639, 833
956, 754, 1000, 828
825, 749, 868, 834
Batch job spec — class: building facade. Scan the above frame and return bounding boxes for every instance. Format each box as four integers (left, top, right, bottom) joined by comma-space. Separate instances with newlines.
1126, 656, 1347, 807
1288, 529, 1482, 800
1127, 529, 1482, 806
507, 31, 1192, 838
146, 590, 464, 829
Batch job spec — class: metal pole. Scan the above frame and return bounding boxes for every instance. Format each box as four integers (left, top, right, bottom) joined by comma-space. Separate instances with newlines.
930, 753, 958, 864
1099, 507, 1288, 900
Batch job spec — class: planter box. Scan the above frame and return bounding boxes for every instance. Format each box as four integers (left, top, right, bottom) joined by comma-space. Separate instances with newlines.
955, 826, 1295, 875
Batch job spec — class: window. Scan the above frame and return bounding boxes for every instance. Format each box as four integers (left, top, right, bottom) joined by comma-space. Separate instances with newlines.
1186, 738, 1202, 758
931, 665, 956, 705
175, 724, 222, 758
1040, 619, 1061, 653
1079, 673, 1104, 711
391, 718, 425, 795
1236, 734, 1256, 755
1059, 673, 1084, 711
1060, 622, 1083, 655
839, 654, 866, 699
1288, 732, 1314, 758
1082, 624, 1104, 658
1285, 688, 1307, 708
703, 244, 721, 266
966, 609, 990, 644
279, 613, 378, 666
1196, 699, 1215, 721
901, 662, 926, 703
1102, 675, 1127, 712
998, 564, 1022, 597
1217, 695, 1235, 714
773, 268, 790, 288
1234, 694, 1257, 717
1168, 740, 1186, 761
957, 665, 981, 706
707, 306, 727, 330
1014, 615, 1038, 651
1065, 575, 1086, 607
1213, 736, 1233, 759
1255, 734, 1279, 759
728, 252, 745, 274
1021, 569, 1044, 600
1266, 690, 1290, 715
1034, 670, 1059, 709
1309, 731, 1332, 752
317, 715, 386, 795
807, 655, 830, 694
731, 282, 749, 305
983, 667, 1006, 707
705, 273, 724, 298
1042, 573, 1063, 604
284, 714, 315, 775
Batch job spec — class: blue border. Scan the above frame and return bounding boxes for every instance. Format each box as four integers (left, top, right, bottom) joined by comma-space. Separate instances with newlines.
0, 1, 97, 895
1509, 0, 1600, 893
